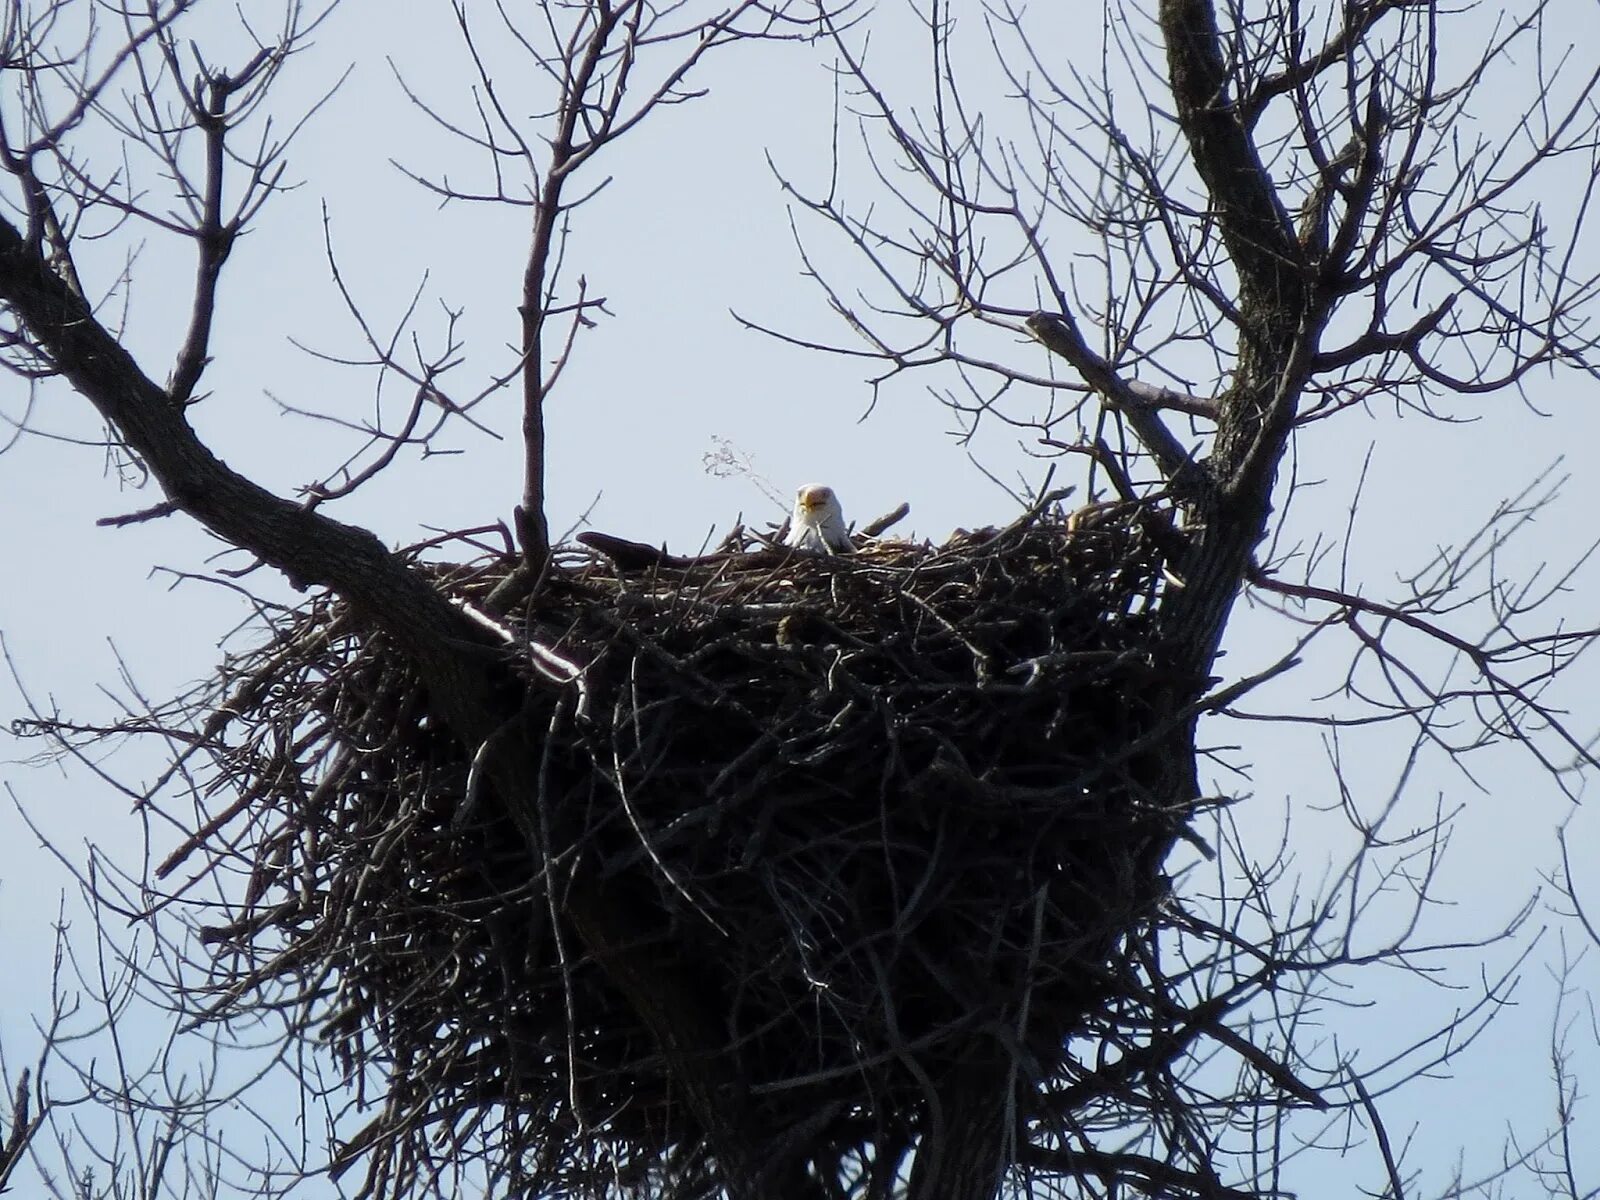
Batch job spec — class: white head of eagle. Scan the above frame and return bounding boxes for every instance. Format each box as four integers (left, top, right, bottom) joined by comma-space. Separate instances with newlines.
785, 483, 854, 554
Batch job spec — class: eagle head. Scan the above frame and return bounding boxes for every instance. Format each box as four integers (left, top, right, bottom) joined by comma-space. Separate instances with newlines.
785, 483, 854, 554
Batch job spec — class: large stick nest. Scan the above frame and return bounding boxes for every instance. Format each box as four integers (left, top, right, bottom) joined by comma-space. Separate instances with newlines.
176, 496, 1202, 1196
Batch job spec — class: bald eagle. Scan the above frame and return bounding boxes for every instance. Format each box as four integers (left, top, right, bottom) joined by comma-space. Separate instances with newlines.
785, 483, 854, 554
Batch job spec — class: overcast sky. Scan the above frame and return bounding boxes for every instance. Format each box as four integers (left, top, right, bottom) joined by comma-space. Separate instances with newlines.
3, 1, 1600, 1196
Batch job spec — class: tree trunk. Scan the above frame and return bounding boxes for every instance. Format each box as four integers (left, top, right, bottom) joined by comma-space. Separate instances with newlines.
906, 1052, 1012, 1200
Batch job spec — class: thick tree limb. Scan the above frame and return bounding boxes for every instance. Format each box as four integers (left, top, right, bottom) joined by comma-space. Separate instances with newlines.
1158, 0, 1305, 313
0, 217, 511, 732
1159, 0, 1323, 502
0, 1069, 40, 1194
1312, 295, 1455, 373
1149, 0, 1333, 679
1025, 311, 1207, 495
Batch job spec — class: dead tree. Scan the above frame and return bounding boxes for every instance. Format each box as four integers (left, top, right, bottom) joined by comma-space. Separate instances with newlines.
757, 1, 1600, 1191
2, 2, 1598, 1199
